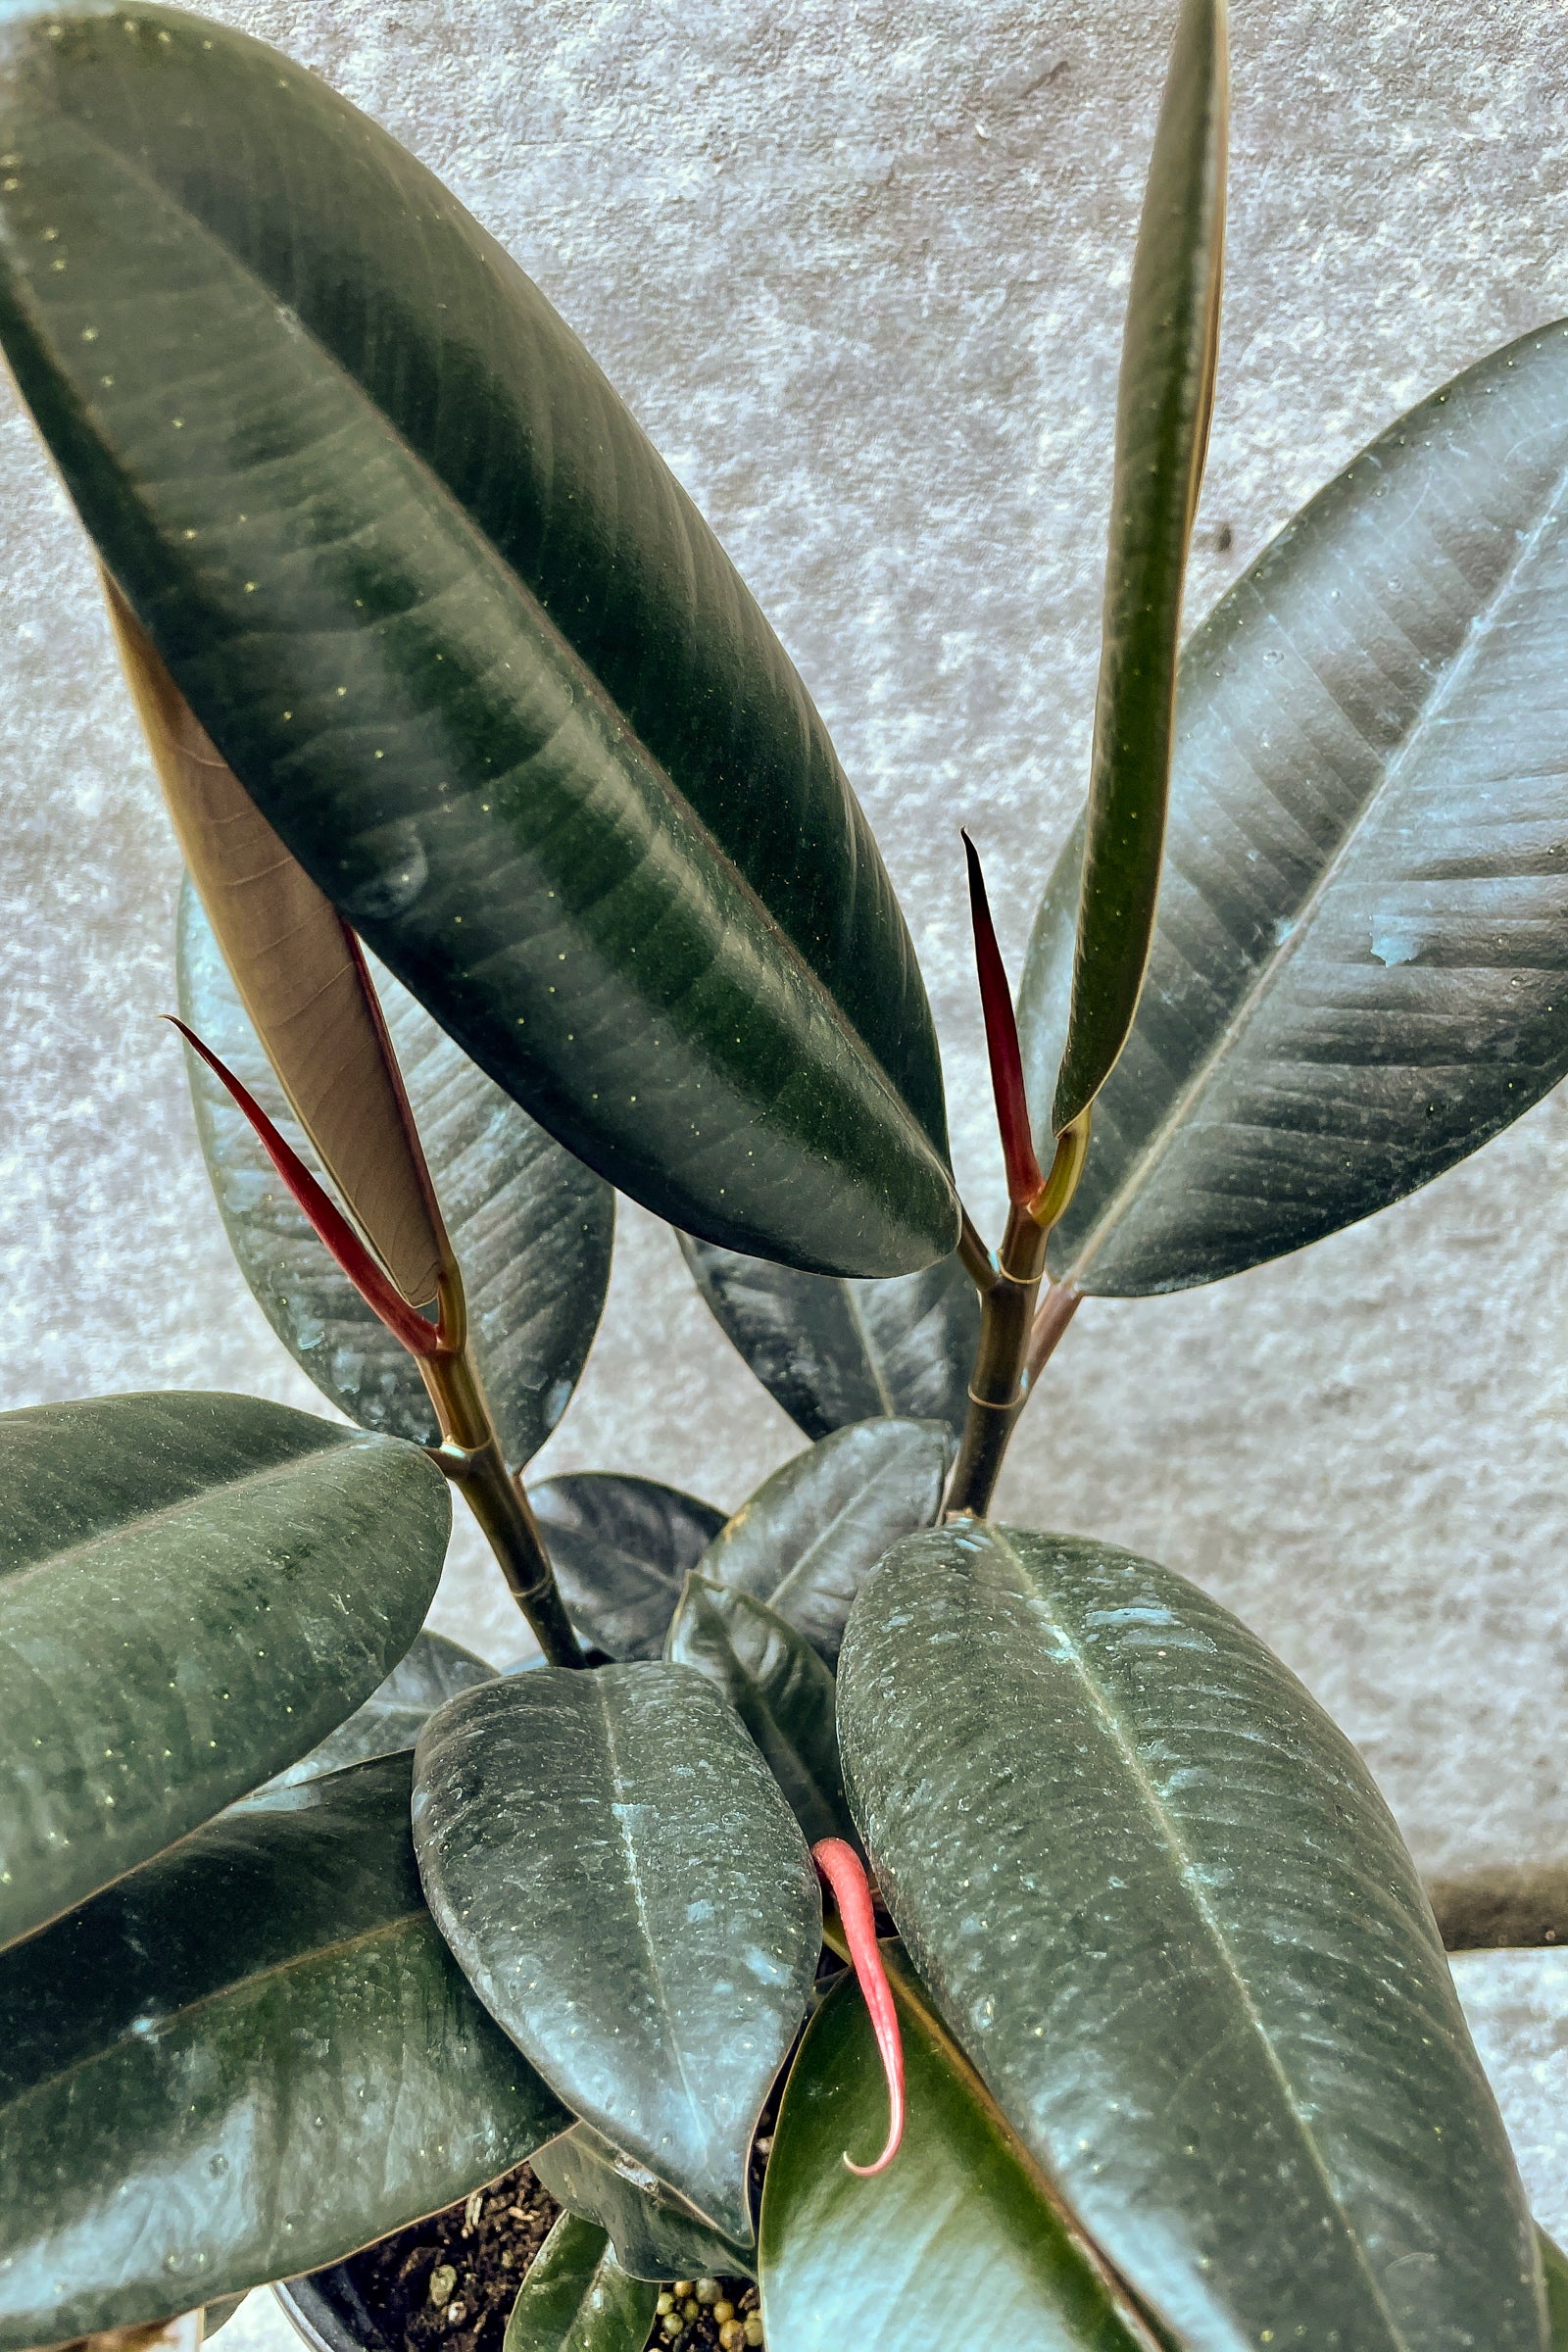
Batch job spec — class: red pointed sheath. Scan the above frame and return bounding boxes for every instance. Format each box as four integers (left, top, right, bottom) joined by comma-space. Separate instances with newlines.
962, 831, 1047, 1210
167, 1016, 447, 1361
812, 1837, 906, 2176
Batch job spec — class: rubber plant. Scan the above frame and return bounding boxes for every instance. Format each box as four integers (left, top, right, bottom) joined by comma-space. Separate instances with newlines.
0, 1, 1565, 2348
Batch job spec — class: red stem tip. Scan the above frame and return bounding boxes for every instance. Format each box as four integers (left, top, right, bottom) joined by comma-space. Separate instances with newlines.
166, 1016, 447, 1361
812, 1837, 906, 2177
961, 831, 1046, 1210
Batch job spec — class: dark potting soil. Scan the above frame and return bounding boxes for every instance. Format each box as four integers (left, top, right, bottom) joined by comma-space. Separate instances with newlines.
336, 2162, 762, 2352
338, 2165, 558, 2352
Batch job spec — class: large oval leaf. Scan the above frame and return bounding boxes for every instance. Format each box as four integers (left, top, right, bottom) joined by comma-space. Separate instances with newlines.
0, 1, 956, 1278
677, 1237, 978, 1443
700, 1420, 948, 1666
0, 1391, 449, 1950
664, 1578, 852, 1847
527, 1475, 727, 1662
530, 2125, 756, 2285
501, 2213, 658, 2352
412, 1665, 820, 2244
1021, 319, 1568, 1295
759, 1960, 1157, 2352
0, 1753, 568, 2350
837, 1526, 1544, 2352
250, 1630, 496, 1799
180, 880, 612, 1468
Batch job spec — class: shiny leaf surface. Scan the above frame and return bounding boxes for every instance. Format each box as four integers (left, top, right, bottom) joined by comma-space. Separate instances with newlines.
760, 1960, 1157, 2352
501, 2213, 658, 2352
526, 1475, 726, 1662
699, 1421, 947, 1666
1052, 0, 1227, 1131
114, 578, 450, 1312
837, 1526, 1543, 2352
249, 1630, 496, 1798
677, 1238, 978, 1443
0, 1391, 448, 1950
181, 879, 612, 1467
1022, 319, 1568, 1294
1543, 2231, 1568, 2342
412, 1666, 820, 2243
664, 1577, 852, 1847
530, 2126, 756, 2286
0, 1754, 568, 2349
0, 1, 956, 1277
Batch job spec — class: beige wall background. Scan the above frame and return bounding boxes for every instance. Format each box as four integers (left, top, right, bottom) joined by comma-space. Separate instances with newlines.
7, 0, 1568, 2219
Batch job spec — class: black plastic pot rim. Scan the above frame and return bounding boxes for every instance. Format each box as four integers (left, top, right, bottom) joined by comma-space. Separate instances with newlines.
273, 2271, 384, 2352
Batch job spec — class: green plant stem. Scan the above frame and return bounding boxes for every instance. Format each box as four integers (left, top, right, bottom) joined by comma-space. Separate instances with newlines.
947, 1118, 1090, 1521
419, 1335, 587, 1670
946, 1202, 1050, 1519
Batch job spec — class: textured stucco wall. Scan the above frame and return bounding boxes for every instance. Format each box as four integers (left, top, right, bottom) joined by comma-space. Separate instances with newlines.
5, 0, 1568, 1903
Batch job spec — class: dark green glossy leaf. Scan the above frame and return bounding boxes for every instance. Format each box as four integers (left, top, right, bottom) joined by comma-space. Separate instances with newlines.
760, 1961, 1157, 2352
837, 1526, 1544, 2352
1051, 0, 1226, 1133
412, 1666, 820, 2244
677, 1237, 978, 1443
530, 2125, 756, 2285
0, 1, 956, 1279
1021, 318, 1568, 1295
1542, 2230, 1568, 2342
699, 1421, 947, 1666
0, 1753, 568, 2350
501, 2213, 658, 2352
250, 1630, 496, 1799
527, 1475, 726, 1662
180, 878, 612, 1468
0, 1391, 449, 1951
664, 1578, 851, 1847
200, 2294, 248, 2340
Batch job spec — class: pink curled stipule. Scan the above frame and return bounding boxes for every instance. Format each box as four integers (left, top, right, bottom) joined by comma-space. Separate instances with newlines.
811, 1837, 905, 2176
167, 1016, 448, 1361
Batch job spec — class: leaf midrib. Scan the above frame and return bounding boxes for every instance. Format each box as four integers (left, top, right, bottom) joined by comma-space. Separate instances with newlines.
1, 1904, 421, 2129
768, 1450, 923, 1607
723, 1610, 833, 1813
594, 1681, 717, 2210
1064, 433, 1568, 1284
1, 1439, 364, 1597
986, 1527, 1410, 2352
841, 1286, 896, 1416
